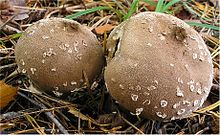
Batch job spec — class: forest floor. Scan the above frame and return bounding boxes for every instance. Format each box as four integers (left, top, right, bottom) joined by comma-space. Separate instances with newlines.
0, 0, 219, 134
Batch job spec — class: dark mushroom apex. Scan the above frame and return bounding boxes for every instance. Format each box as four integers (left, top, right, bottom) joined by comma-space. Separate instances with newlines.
104, 12, 213, 121
15, 18, 105, 97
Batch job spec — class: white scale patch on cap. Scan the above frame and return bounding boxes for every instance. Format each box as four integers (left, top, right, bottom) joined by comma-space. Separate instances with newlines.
160, 100, 168, 107
131, 94, 138, 101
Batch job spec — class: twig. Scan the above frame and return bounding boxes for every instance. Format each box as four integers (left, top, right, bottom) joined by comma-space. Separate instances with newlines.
17, 92, 69, 134
150, 120, 155, 134
0, 63, 17, 71
78, 111, 81, 134
211, 83, 219, 91
0, 56, 15, 60
0, 15, 17, 30
195, 127, 210, 135
3, 25, 21, 33
120, 115, 144, 134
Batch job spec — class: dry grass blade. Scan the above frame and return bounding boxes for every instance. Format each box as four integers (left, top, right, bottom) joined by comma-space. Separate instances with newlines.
190, 100, 220, 117
24, 114, 46, 134
120, 115, 144, 134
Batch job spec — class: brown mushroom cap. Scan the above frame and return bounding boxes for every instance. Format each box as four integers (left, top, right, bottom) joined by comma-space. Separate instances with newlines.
104, 12, 213, 121
15, 18, 105, 97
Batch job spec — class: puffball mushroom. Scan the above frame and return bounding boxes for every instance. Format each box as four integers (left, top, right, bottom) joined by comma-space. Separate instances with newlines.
15, 18, 105, 97
104, 12, 213, 121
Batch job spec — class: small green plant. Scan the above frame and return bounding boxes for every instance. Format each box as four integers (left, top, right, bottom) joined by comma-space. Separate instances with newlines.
65, 0, 219, 32
65, 0, 140, 22
123, 0, 139, 20
65, 6, 111, 19
186, 21, 219, 31
143, 0, 181, 13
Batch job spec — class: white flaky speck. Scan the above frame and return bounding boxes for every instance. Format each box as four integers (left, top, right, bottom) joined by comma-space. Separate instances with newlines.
193, 100, 199, 106
188, 80, 195, 92
189, 84, 195, 92
171, 116, 176, 120
142, 99, 151, 105
52, 91, 63, 97
203, 87, 209, 94
135, 108, 144, 116
71, 81, 77, 85
184, 64, 189, 69
63, 82, 68, 87
82, 40, 87, 47
133, 63, 138, 67
74, 44, 78, 53
192, 53, 198, 59
188, 80, 195, 85
42, 59, 45, 63
20, 59, 25, 66
143, 92, 150, 96
51, 68, 56, 72
173, 102, 181, 109
135, 85, 142, 91
43, 48, 56, 57
156, 112, 167, 119
160, 100, 168, 107
50, 29, 54, 33
197, 88, 202, 95
21, 69, 27, 74
43, 52, 47, 58
47, 48, 54, 56
64, 43, 70, 48
147, 85, 156, 91
111, 78, 116, 82
63, 26, 66, 31
199, 55, 205, 61
177, 109, 186, 115
75, 54, 82, 61
119, 84, 125, 89
147, 43, 152, 47
158, 34, 165, 40
148, 27, 153, 33
59, 44, 67, 51
199, 98, 205, 107
177, 77, 183, 84
68, 48, 73, 54
176, 86, 184, 97
131, 94, 138, 101
30, 68, 36, 74
54, 87, 59, 91
170, 63, 174, 67
189, 35, 196, 40
42, 35, 49, 39
154, 80, 159, 85
182, 100, 191, 106
129, 86, 134, 90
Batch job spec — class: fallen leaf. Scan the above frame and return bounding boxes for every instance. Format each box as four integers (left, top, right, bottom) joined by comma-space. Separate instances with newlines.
9, 0, 29, 21
0, 0, 10, 10
0, 81, 17, 109
95, 24, 114, 35
0, 0, 29, 21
